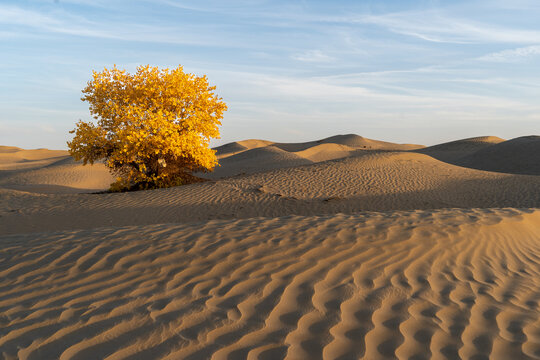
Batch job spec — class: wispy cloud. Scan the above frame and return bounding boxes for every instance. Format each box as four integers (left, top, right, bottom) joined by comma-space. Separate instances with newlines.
0, 5, 120, 39
0, 5, 59, 27
2, 0, 540, 148
292, 50, 334, 63
0, 5, 249, 47
478, 45, 540, 62
353, 11, 540, 44
208, 68, 532, 110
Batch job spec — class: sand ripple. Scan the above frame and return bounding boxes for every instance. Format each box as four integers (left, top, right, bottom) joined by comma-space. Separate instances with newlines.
1, 208, 539, 359
2, 151, 540, 235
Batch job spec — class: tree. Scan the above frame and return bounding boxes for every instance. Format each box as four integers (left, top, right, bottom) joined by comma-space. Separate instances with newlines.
68, 65, 227, 191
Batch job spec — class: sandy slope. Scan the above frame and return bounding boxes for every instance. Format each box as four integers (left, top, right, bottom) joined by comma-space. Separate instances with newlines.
0, 135, 418, 191
1, 150, 540, 235
417, 136, 505, 163
0, 147, 70, 171
215, 134, 423, 158
1, 209, 540, 359
418, 135, 540, 176
1, 134, 539, 359
0, 148, 113, 194
210, 134, 424, 179
458, 136, 540, 175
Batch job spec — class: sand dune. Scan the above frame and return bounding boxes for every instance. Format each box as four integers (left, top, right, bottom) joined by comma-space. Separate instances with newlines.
209, 145, 312, 179
0, 146, 22, 153
294, 143, 356, 162
2, 150, 540, 235
419, 135, 540, 176
211, 143, 360, 179
417, 136, 505, 163
1, 208, 539, 359
317, 134, 423, 151
0, 134, 422, 190
1, 134, 539, 359
215, 139, 274, 159
421, 136, 504, 152
458, 136, 540, 175
0, 147, 70, 171
0, 155, 113, 194
210, 134, 424, 178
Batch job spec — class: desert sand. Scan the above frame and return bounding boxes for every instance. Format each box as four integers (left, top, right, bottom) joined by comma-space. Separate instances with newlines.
1, 134, 540, 359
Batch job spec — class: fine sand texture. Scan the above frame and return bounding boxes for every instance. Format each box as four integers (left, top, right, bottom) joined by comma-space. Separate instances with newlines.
0, 146, 113, 194
1, 209, 540, 359
418, 136, 540, 175
417, 136, 505, 163
2, 146, 540, 235
457, 136, 540, 176
1, 134, 539, 359
211, 134, 424, 179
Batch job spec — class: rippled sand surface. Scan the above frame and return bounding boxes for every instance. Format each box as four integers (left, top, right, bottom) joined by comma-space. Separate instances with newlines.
2, 209, 540, 359
1, 135, 539, 359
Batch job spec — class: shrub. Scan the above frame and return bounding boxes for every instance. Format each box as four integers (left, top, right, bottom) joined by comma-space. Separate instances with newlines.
68, 65, 227, 191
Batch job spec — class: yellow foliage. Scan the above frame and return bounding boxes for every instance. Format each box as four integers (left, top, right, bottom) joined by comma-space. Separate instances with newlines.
68, 65, 227, 190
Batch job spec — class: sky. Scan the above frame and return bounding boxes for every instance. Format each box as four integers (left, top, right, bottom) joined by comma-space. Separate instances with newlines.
1, 0, 540, 149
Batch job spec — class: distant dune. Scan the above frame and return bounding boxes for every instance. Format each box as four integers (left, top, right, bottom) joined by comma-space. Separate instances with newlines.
418, 135, 540, 176
216, 134, 425, 154
1, 134, 539, 359
211, 145, 312, 179
458, 136, 540, 175
417, 136, 505, 162
0, 148, 113, 194
215, 139, 274, 159
317, 133, 423, 151
0, 147, 70, 171
2, 135, 539, 234
210, 134, 424, 179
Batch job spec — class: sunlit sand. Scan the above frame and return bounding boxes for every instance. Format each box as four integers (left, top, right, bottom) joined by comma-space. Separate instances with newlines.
1, 134, 540, 359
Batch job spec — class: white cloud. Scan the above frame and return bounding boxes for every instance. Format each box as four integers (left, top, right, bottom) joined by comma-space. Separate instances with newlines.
0, 5, 59, 27
206, 68, 530, 112
3, 1, 540, 148
478, 45, 540, 62
347, 11, 540, 44
292, 50, 334, 62
0, 5, 244, 47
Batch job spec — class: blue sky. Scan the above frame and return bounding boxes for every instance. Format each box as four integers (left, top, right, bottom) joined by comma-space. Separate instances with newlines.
1, 0, 540, 149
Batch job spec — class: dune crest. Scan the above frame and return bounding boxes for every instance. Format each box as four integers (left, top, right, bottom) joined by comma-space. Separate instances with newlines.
210, 134, 424, 179
318, 133, 424, 150
215, 139, 274, 159
417, 135, 505, 162
2, 149, 540, 235
0, 147, 114, 193
419, 135, 540, 175
0, 148, 69, 171
1, 208, 539, 359
0, 146, 23, 153
294, 143, 356, 162
459, 136, 540, 175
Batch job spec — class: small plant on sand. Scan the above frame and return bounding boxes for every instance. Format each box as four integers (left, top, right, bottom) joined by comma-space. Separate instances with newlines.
68, 65, 227, 191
